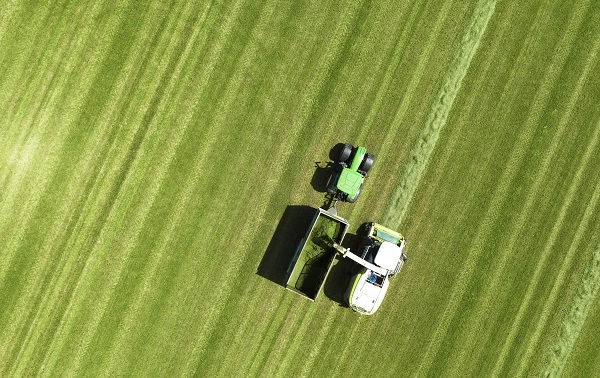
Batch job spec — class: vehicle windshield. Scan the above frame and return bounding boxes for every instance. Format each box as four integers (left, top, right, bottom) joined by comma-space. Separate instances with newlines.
374, 228, 400, 244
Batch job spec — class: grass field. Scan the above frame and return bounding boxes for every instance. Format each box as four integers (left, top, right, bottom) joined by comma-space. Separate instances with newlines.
1, 0, 600, 377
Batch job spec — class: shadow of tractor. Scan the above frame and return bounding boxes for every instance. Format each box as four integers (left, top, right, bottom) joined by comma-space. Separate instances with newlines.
310, 143, 350, 194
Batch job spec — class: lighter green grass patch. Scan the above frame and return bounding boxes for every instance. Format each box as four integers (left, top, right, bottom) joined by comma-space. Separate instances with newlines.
382, 0, 496, 229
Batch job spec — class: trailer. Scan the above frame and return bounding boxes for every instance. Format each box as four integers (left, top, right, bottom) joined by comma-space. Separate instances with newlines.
285, 208, 349, 301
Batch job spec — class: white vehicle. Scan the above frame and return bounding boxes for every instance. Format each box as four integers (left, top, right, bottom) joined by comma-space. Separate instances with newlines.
334, 223, 407, 315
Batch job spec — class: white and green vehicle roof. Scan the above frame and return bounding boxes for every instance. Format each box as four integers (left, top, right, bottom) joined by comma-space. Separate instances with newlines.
347, 223, 407, 315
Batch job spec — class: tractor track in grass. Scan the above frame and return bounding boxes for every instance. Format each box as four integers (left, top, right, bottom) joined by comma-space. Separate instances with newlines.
446, 5, 600, 375
0, 1, 59, 126
413, 0, 581, 374
543, 242, 600, 377
0, 0, 22, 51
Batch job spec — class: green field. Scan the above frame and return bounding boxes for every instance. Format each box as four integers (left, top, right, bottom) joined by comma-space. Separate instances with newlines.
1, 0, 600, 376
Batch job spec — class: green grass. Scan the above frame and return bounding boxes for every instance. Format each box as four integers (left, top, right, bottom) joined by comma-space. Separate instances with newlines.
1, 0, 600, 377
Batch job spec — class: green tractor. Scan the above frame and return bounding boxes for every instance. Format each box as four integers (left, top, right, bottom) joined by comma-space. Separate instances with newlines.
327, 143, 375, 203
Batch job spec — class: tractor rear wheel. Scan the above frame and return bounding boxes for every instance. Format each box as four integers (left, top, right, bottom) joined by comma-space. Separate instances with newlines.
359, 153, 374, 173
339, 143, 353, 163
327, 169, 341, 195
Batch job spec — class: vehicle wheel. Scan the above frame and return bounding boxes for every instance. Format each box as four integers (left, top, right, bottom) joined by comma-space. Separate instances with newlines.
359, 153, 375, 173
339, 143, 353, 163
327, 170, 341, 194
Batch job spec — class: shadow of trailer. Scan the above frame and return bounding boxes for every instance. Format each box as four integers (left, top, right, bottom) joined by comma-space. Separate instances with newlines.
285, 208, 349, 301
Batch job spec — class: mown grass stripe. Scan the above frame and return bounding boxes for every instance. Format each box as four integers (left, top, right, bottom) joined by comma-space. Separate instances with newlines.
0, 0, 29, 110
255, 300, 309, 377
543, 243, 600, 377
40, 9, 203, 378
520, 136, 600, 374
445, 12, 600, 375
414, 0, 586, 374
20, 6, 195, 378
7, 7, 173, 369
243, 296, 294, 377
67, 3, 219, 375
474, 3, 594, 376
96, 8, 270, 376
0, 2, 136, 371
0, 0, 115, 283
375, 1, 526, 371
382, 0, 496, 229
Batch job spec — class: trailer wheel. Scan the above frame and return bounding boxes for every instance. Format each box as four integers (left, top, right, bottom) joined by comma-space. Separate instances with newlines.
339, 143, 353, 163
359, 153, 375, 173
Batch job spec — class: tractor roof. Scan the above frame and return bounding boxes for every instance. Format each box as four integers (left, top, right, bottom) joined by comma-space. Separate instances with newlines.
337, 168, 363, 197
